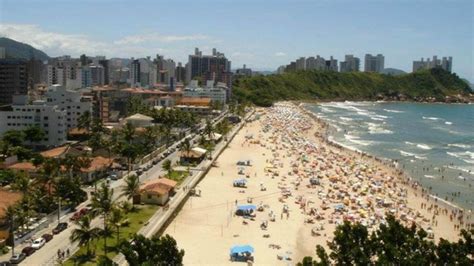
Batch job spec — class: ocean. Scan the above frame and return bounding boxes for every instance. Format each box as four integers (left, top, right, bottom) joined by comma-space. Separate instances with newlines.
305, 102, 474, 210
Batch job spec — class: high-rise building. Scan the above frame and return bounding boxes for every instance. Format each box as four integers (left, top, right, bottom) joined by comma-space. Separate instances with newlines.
413, 56, 452, 72
44, 84, 93, 129
129, 58, 140, 87
0, 47, 5, 59
175, 62, 186, 83
0, 97, 67, 147
0, 59, 28, 105
235, 64, 252, 76
305, 56, 327, 71
129, 57, 156, 88
295, 57, 306, 70
186, 48, 232, 88
325, 56, 338, 71
364, 54, 384, 73
340, 55, 360, 72
98, 59, 110, 85
155, 54, 176, 86
89, 64, 105, 86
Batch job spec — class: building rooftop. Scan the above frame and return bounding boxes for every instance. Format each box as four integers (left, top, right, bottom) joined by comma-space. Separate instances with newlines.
178, 97, 212, 105
40, 145, 70, 158
0, 190, 22, 218
140, 178, 177, 196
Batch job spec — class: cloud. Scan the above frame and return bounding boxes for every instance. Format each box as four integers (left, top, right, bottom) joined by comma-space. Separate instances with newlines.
114, 33, 210, 45
0, 23, 213, 59
275, 52, 286, 57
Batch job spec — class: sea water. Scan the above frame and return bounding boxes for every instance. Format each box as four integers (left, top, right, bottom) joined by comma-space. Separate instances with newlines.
305, 102, 474, 210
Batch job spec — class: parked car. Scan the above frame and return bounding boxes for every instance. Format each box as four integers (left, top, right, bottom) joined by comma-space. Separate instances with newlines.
52, 222, 68, 234
70, 208, 90, 221
9, 253, 26, 264
31, 237, 46, 249
42, 233, 53, 242
136, 169, 143, 176
21, 247, 35, 256
109, 174, 118, 180
1, 260, 12, 266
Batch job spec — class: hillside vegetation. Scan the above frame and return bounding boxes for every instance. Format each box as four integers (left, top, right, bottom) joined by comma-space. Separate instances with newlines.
0, 37, 50, 61
233, 68, 471, 106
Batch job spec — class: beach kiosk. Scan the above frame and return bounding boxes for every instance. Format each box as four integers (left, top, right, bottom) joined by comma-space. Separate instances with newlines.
230, 245, 254, 262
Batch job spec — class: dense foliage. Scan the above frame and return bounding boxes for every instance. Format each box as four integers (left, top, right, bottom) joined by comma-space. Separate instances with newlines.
233, 68, 471, 106
119, 234, 185, 266
298, 215, 473, 266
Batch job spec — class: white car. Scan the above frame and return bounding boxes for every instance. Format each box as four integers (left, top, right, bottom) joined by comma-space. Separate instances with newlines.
31, 237, 46, 249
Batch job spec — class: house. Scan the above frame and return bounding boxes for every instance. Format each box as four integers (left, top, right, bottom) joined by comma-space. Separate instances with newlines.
205, 132, 222, 143
179, 147, 207, 164
39, 145, 84, 159
80, 156, 115, 182
7, 162, 38, 175
0, 190, 23, 244
139, 178, 177, 205
122, 113, 154, 127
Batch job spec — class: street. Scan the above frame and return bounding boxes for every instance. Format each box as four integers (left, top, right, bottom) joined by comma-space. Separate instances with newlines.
14, 112, 230, 265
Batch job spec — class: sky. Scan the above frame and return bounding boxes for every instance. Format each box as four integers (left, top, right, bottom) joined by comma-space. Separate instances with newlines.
0, 0, 472, 81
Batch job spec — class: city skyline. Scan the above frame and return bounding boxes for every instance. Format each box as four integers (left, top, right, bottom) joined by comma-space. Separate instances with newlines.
0, 0, 472, 81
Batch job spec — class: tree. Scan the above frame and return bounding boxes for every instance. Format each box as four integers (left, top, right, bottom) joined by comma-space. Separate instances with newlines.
301, 215, 473, 265
120, 143, 140, 174
118, 234, 184, 266
70, 214, 101, 255
2, 130, 25, 147
179, 138, 192, 156
162, 159, 172, 177
77, 110, 92, 131
108, 207, 124, 243
121, 175, 140, 205
23, 126, 46, 143
62, 154, 91, 179
91, 183, 115, 257
204, 118, 214, 140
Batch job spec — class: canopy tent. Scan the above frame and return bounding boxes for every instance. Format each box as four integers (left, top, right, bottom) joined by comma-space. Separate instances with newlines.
234, 179, 247, 184
237, 205, 256, 211
230, 245, 254, 254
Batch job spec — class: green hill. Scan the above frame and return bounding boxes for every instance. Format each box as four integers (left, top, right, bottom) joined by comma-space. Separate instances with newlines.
0, 37, 50, 61
233, 68, 471, 106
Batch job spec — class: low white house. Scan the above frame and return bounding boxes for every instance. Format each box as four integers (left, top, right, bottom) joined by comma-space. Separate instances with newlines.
122, 113, 154, 127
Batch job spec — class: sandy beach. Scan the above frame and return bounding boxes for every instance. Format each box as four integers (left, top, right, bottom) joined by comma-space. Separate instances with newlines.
164, 102, 472, 265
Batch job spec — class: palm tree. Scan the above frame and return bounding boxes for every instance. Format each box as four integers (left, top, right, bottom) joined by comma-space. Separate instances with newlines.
122, 122, 136, 144
70, 215, 101, 256
108, 207, 124, 243
4, 206, 16, 256
121, 175, 140, 205
162, 159, 172, 177
77, 111, 92, 131
91, 183, 114, 257
179, 138, 192, 156
62, 154, 91, 179
204, 118, 214, 140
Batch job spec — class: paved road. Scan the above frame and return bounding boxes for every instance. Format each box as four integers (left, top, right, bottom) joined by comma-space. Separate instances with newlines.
15, 112, 229, 265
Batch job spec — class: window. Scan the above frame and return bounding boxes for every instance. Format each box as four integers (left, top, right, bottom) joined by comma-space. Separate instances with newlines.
44, 123, 48, 127
147, 194, 152, 199
44, 116, 48, 120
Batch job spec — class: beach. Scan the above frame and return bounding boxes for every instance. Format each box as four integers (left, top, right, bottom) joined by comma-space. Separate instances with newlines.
164, 102, 472, 265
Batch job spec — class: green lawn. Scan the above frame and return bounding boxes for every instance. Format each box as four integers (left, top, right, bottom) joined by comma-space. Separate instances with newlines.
65, 204, 159, 265
167, 170, 189, 185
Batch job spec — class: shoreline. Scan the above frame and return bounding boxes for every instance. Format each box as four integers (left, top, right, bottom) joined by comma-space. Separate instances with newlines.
299, 102, 472, 215
164, 103, 471, 265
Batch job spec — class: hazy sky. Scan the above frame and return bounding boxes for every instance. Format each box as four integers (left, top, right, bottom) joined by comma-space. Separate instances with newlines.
0, 0, 472, 80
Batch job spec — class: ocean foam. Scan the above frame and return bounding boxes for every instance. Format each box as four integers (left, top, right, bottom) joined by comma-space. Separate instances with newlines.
424, 175, 436, 179
344, 134, 372, 146
339, 116, 353, 121
416, 144, 432, 150
383, 109, 404, 113
423, 116, 440, 121
448, 143, 471, 149
445, 121, 453, 125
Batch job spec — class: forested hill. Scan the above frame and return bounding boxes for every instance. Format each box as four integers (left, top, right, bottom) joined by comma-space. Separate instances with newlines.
232, 68, 472, 106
